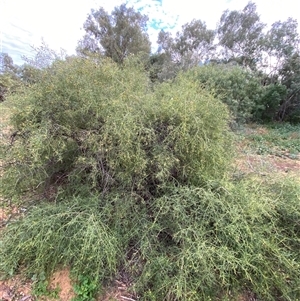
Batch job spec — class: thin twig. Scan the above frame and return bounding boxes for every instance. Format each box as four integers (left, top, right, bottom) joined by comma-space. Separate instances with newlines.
121, 296, 136, 301
19, 296, 32, 301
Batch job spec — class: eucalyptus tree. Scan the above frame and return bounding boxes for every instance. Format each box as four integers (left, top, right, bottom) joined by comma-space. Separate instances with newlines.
77, 4, 151, 64
263, 18, 300, 121
155, 20, 215, 80
217, 1, 265, 70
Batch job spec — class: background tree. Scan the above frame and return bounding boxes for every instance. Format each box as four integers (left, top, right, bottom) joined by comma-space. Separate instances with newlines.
264, 18, 300, 76
0, 53, 18, 75
21, 39, 67, 70
217, 1, 265, 70
77, 4, 151, 64
155, 20, 215, 80
277, 52, 300, 122
0, 53, 20, 101
261, 19, 300, 121
175, 20, 215, 67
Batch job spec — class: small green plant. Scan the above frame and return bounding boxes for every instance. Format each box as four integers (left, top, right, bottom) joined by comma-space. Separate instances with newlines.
31, 272, 59, 299
72, 275, 98, 301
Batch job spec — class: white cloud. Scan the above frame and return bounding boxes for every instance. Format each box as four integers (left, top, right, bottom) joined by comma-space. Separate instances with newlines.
162, 0, 228, 29
1, 0, 102, 63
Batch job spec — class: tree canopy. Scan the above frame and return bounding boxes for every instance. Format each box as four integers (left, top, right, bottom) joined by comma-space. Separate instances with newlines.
217, 1, 266, 70
2, 1, 300, 122
77, 4, 151, 64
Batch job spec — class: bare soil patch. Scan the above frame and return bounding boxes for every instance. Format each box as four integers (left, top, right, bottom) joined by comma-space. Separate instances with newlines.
234, 153, 300, 178
0, 269, 75, 301
0, 273, 136, 301
43, 269, 75, 301
0, 275, 32, 301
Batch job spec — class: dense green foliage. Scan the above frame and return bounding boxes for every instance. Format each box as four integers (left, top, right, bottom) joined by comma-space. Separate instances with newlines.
1, 55, 300, 301
1, 2, 300, 300
137, 178, 300, 300
0, 57, 231, 201
0, 197, 119, 280
186, 64, 264, 123
1, 177, 299, 300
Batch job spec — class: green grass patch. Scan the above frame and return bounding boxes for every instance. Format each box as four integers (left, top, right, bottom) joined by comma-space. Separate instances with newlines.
31, 271, 60, 299
237, 123, 300, 158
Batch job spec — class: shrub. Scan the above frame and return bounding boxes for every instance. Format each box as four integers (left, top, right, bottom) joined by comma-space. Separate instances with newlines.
1, 177, 299, 301
2, 55, 298, 301
0, 197, 120, 280
134, 178, 300, 300
1, 56, 232, 201
186, 64, 264, 123
253, 83, 287, 122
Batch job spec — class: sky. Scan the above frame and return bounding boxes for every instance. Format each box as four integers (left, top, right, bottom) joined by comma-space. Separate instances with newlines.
1, 0, 300, 65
